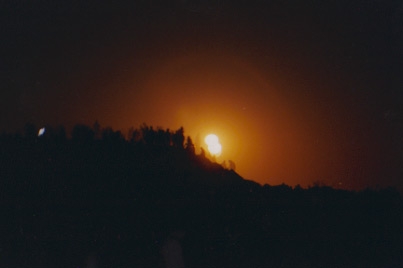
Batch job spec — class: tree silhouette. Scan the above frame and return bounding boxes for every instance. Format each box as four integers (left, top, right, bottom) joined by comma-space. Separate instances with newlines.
23, 122, 37, 139
155, 128, 171, 147
228, 160, 236, 171
185, 136, 195, 155
128, 127, 141, 144
53, 125, 67, 142
93, 120, 102, 140
200, 147, 206, 158
1, 122, 402, 268
101, 127, 124, 143
172, 127, 185, 149
71, 124, 94, 143
141, 124, 156, 146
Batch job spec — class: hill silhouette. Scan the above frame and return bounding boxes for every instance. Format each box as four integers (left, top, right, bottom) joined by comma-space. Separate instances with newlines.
0, 123, 402, 267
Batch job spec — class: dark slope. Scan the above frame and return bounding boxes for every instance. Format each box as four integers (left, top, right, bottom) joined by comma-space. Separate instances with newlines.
0, 126, 402, 267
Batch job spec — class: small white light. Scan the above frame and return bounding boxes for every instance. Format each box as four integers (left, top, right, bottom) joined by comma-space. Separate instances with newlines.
38, 127, 45, 137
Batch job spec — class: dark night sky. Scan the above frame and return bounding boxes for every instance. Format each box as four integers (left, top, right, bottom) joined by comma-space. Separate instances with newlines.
1, 0, 403, 190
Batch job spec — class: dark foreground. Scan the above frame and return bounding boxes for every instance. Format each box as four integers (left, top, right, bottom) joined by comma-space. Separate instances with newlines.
1, 126, 402, 267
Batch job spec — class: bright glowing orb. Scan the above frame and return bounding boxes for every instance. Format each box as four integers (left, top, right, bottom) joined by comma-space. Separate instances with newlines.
204, 134, 222, 156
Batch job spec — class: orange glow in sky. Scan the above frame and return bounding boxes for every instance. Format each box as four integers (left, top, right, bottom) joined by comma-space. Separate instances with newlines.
38, 47, 393, 190
3, 1, 402, 192
97, 50, 329, 187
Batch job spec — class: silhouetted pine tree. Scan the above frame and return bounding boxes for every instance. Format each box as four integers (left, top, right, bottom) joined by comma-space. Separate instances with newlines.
71, 124, 94, 143
172, 127, 184, 148
185, 136, 195, 156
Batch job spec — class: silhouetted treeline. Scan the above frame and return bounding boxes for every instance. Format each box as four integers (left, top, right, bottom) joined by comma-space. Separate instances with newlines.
0, 123, 402, 267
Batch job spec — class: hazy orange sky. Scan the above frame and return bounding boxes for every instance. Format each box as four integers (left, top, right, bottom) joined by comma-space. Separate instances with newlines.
2, 1, 402, 190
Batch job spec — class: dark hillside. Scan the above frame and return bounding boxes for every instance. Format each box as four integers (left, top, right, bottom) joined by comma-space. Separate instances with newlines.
0, 124, 402, 267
